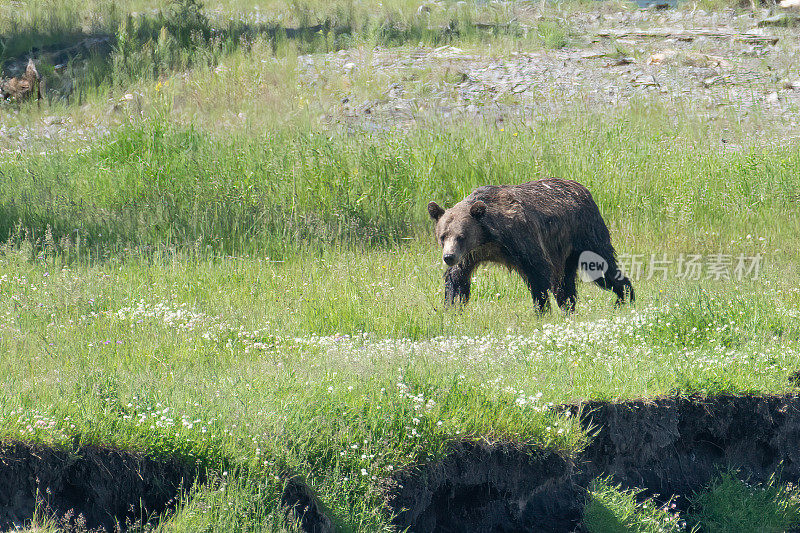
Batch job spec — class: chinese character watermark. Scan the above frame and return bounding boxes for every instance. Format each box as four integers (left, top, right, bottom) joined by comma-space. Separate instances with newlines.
578, 252, 763, 282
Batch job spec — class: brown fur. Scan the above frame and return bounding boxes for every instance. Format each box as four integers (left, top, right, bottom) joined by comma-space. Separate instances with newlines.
428, 178, 634, 312
1, 59, 43, 103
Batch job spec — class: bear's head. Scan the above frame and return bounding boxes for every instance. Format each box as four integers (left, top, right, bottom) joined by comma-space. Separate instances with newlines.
428, 199, 488, 266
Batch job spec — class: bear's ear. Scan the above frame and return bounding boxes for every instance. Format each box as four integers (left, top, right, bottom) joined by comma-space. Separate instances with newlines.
428, 201, 445, 221
470, 200, 486, 219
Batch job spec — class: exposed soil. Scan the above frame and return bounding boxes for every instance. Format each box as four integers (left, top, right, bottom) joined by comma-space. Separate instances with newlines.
383, 393, 800, 533
281, 475, 336, 533
571, 393, 800, 507
0, 441, 201, 532
1, 35, 113, 79
388, 441, 582, 533
300, 8, 800, 141
4, 8, 799, 154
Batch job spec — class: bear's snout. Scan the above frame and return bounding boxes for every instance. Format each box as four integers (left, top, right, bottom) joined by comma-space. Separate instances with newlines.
443, 253, 456, 266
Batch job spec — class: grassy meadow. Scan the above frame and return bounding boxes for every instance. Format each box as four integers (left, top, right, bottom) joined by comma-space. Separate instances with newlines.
2, 0, 800, 531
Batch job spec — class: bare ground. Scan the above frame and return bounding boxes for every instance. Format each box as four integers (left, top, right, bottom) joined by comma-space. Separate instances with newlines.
0, 442, 200, 532
382, 394, 800, 533
2, 7, 799, 152
299, 8, 800, 140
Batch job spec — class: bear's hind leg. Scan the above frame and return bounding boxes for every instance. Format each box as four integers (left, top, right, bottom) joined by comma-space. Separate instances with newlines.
444, 263, 475, 306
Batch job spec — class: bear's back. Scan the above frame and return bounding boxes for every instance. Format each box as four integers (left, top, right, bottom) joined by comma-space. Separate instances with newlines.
468, 179, 594, 214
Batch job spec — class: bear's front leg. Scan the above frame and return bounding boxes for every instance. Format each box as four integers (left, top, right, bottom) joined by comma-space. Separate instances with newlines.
520, 263, 551, 314
444, 263, 472, 306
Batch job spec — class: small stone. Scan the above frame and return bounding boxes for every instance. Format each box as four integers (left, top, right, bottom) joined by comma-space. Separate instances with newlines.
631, 74, 658, 87
608, 57, 635, 66
580, 51, 607, 59
757, 13, 800, 27
781, 79, 800, 90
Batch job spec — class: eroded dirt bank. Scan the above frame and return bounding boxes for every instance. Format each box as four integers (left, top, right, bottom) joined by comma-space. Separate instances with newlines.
0, 442, 200, 531
388, 442, 581, 532
5, 395, 800, 531
574, 394, 800, 505
386, 394, 800, 533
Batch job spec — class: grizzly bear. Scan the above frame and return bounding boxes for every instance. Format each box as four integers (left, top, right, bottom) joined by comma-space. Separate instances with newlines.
427, 178, 634, 312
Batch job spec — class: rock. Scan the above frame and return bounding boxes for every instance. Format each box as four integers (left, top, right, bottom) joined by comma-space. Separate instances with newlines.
387, 83, 403, 98
648, 49, 728, 68
742, 45, 768, 57
631, 74, 658, 87
42, 116, 64, 126
648, 49, 679, 64
780, 0, 800, 7
607, 56, 635, 66
781, 79, 800, 90
757, 14, 800, 26
766, 91, 780, 104
343, 62, 356, 72
579, 51, 607, 59
702, 75, 724, 87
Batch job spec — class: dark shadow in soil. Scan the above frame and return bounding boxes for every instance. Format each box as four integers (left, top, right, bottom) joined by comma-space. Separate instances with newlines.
388, 441, 583, 533
281, 475, 336, 533
384, 394, 800, 533
1, 35, 113, 77
571, 394, 800, 508
0, 441, 201, 532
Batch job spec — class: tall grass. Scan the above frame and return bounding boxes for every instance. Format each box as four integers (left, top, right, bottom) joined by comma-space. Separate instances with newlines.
2, 235, 799, 529
584, 477, 686, 533
687, 472, 800, 532
2, 105, 798, 258
2, 1, 799, 530
2, 0, 531, 99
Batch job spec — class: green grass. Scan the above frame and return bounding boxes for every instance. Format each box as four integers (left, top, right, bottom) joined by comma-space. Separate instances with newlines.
3, 0, 800, 530
3, 237, 800, 529
4, 78, 800, 533
0, 244, 589, 530
2, 103, 799, 257
1, 99, 799, 532
1, 0, 536, 99
687, 472, 800, 533
536, 19, 570, 49
585, 473, 800, 533
584, 478, 688, 533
